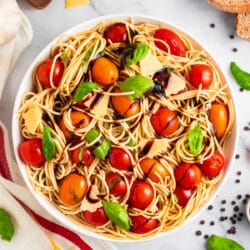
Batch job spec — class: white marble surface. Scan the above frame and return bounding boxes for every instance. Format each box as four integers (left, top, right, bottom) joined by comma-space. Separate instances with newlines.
1, 0, 250, 249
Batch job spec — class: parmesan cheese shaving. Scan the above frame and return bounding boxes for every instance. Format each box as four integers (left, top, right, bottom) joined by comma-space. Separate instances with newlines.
23, 106, 42, 134
140, 51, 162, 76
91, 94, 110, 117
165, 73, 186, 97
147, 139, 169, 158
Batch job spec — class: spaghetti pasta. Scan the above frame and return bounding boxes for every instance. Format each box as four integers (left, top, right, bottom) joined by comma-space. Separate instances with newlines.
18, 18, 234, 240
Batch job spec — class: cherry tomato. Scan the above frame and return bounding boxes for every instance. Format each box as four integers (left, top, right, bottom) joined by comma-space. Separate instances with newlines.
70, 147, 95, 166
82, 207, 108, 226
150, 107, 179, 137
37, 58, 64, 88
108, 147, 132, 170
200, 150, 224, 178
106, 172, 127, 196
140, 158, 169, 183
131, 215, 159, 234
174, 185, 195, 207
91, 57, 119, 85
174, 163, 201, 189
129, 180, 154, 209
209, 103, 229, 138
111, 87, 140, 120
19, 138, 45, 165
154, 29, 187, 57
59, 111, 91, 140
59, 173, 87, 206
189, 64, 213, 89
105, 23, 127, 44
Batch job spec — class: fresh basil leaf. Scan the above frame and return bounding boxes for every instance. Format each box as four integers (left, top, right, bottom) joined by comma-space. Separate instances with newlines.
73, 82, 98, 102
61, 50, 69, 64
0, 208, 14, 242
188, 123, 203, 156
93, 138, 110, 160
122, 43, 149, 67
81, 47, 94, 67
118, 75, 153, 99
102, 200, 131, 230
42, 125, 56, 160
85, 129, 100, 143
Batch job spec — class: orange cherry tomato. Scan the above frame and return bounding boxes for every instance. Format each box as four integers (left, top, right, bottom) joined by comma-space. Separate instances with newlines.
150, 107, 179, 137
59, 173, 88, 206
111, 87, 140, 119
91, 57, 119, 85
59, 111, 91, 140
209, 103, 229, 138
140, 158, 169, 183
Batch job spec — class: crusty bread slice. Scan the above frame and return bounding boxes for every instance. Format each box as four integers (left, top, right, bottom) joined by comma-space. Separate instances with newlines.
236, 12, 250, 40
208, 0, 250, 13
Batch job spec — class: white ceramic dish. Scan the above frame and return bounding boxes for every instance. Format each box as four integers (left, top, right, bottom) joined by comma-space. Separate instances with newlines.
12, 14, 238, 242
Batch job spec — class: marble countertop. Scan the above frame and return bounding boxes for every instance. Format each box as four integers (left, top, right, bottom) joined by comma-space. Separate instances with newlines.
1, 0, 250, 249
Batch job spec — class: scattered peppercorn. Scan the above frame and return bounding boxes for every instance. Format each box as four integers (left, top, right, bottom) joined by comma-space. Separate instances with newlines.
231, 200, 236, 205
234, 206, 239, 212
229, 34, 235, 39
210, 23, 215, 28
204, 234, 209, 239
208, 205, 213, 210
237, 195, 242, 200
236, 170, 241, 175
196, 230, 202, 236
210, 221, 215, 226
240, 87, 244, 92
232, 48, 238, 52
220, 208, 226, 212
235, 154, 240, 159
221, 200, 227, 205
200, 220, 205, 225
235, 179, 240, 183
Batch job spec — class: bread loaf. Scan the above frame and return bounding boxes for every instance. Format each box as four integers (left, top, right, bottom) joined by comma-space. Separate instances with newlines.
236, 12, 250, 40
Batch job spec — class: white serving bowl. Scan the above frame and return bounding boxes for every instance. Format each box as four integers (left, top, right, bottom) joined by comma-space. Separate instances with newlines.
12, 14, 238, 242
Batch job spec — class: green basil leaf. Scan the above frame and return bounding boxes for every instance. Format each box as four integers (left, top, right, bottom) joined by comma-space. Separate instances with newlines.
93, 138, 110, 160
73, 82, 98, 102
85, 129, 100, 143
0, 208, 14, 242
124, 42, 149, 67
188, 123, 203, 156
207, 234, 245, 250
230, 61, 250, 90
81, 47, 94, 68
102, 200, 131, 230
119, 75, 153, 99
61, 50, 69, 64
42, 125, 56, 160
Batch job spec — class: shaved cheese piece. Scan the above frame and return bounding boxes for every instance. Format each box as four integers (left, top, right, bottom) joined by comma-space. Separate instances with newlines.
91, 94, 110, 117
165, 73, 186, 97
140, 51, 162, 76
81, 198, 102, 212
65, 0, 90, 8
147, 138, 169, 158
23, 106, 42, 134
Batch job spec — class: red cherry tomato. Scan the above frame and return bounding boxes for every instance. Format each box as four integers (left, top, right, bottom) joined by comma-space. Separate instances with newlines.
19, 138, 45, 165
174, 163, 201, 189
70, 147, 95, 167
105, 23, 127, 44
106, 172, 127, 196
189, 64, 213, 89
129, 180, 154, 209
154, 29, 187, 57
174, 185, 195, 207
131, 215, 159, 234
82, 207, 108, 226
139, 158, 169, 183
150, 107, 179, 137
108, 147, 132, 170
200, 150, 224, 178
209, 103, 229, 139
37, 58, 64, 88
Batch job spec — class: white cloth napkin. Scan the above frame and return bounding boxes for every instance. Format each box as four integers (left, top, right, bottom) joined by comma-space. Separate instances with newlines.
0, 1, 116, 249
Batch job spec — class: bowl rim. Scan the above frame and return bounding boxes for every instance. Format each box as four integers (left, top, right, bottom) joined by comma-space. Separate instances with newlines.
11, 14, 239, 242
